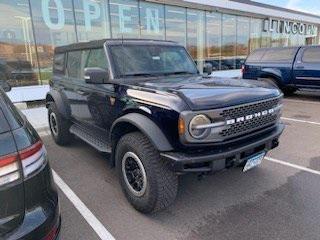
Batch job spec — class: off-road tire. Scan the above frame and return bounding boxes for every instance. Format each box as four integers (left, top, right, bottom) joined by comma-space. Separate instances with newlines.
115, 132, 178, 213
48, 102, 72, 145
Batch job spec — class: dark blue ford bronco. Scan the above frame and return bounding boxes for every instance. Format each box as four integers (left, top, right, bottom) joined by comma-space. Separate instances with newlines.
46, 39, 284, 213
242, 46, 320, 94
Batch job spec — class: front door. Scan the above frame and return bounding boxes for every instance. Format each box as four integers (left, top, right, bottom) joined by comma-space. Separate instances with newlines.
293, 46, 320, 87
71, 48, 115, 129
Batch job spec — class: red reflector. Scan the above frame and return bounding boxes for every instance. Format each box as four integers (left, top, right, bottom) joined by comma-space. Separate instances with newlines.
241, 65, 245, 74
19, 141, 43, 160
0, 153, 18, 168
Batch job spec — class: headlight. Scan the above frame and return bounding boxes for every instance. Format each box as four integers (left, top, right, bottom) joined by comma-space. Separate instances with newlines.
189, 114, 211, 139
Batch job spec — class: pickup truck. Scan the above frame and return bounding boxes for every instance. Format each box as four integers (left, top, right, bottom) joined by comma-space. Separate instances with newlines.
242, 45, 320, 94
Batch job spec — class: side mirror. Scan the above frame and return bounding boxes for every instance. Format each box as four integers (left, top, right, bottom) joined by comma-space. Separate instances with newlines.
84, 67, 109, 84
0, 80, 11, 92
203, 63, 213, 76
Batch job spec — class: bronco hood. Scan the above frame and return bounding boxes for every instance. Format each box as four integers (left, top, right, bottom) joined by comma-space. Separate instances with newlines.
138, 76, 282, 111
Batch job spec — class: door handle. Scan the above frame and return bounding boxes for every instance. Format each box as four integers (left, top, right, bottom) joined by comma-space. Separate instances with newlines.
296, 66, 304, 69
76, 90, 87, 95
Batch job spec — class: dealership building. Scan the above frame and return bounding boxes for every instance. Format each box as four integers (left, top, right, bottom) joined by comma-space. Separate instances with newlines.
1, 0, 320, 102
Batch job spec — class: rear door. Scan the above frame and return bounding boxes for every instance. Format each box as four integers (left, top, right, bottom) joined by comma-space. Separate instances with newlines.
0, 93, 24, 236
293, 46, 320, 87
65, 50, 93, 122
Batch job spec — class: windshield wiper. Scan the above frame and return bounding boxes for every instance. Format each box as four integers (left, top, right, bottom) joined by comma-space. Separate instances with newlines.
163, 71, 195, 76
123, 73, 158, 77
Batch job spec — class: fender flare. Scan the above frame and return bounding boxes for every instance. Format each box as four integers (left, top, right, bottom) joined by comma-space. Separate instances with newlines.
110, 113, 174, 152
45, 89, 71, 119
259, 69, 283, 84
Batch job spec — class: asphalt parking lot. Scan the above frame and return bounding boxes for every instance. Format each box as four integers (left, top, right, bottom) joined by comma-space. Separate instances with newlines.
41, 91, 320, 240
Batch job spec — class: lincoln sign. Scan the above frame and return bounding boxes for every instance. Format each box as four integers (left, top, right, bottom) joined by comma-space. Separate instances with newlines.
263, 18, 318, 36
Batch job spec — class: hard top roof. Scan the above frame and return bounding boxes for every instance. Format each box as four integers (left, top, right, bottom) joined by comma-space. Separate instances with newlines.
54, 39, 179, 53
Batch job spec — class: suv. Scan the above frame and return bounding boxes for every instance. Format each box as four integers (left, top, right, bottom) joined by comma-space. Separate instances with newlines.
46, 39, 284, 213
0, 81, 60, 239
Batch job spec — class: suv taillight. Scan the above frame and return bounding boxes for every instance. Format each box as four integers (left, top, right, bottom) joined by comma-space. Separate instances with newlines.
0, 153, 20, 186
20, 141, 47, 178
0, 141, 47, 186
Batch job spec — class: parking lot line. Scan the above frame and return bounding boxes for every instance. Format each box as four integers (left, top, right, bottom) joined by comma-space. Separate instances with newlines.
52, 170, 116, 240
265, 157, 320, 176
281, 117, 320, 126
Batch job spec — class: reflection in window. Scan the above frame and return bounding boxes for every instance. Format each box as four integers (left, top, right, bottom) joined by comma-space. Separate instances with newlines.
302, 47, 320, 63
206, 12, 221, 71
86, 49, 108, 70
74, 0, 110, 41
0, 0, 40, 87
250, 18, 262, 52
67, 51, 82, 78
29, 0, 77, 84
165, 6, 186, 46
140, 2, 164, 40
236, 16, 250, 68
221, 14, 236, 70
187, 9, 205, 73
109, 0, 139, 38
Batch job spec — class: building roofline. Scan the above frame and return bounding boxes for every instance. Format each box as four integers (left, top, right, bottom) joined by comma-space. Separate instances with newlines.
174, 0, 320, 24
231, 0, 320, 20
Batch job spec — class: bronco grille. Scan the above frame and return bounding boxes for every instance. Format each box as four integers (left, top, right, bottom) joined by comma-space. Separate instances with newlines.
219, 98, 281, 138
220, 98, 279, 119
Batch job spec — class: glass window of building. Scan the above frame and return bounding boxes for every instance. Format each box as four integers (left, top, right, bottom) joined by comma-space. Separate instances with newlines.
139, 2, 164, 40
221, 14, 236, 70
165, 6, 186, 46
0, 0, 40, 87
206, 12, 221, 71
109, 0, 140, 38
236, 16, 250, 68
29, 0, 77, 84
250, 18, 262, 52
74, 0, 111, 41
187, 9, 205, 72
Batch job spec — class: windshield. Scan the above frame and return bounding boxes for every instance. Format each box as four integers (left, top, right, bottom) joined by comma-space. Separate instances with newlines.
109, 44, 198, 78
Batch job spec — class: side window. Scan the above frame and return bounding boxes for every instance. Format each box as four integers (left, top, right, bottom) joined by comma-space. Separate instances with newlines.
53, 53, 65, 74
302, 48, 320, 63
67, 51, 82, 78
86, 48, 108, 70
261, 48, 297, 63
0, 109, 10, 134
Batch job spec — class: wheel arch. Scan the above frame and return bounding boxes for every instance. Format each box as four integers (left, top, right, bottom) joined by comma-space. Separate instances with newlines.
46, 90, 71, 119
110, 113, 174, 166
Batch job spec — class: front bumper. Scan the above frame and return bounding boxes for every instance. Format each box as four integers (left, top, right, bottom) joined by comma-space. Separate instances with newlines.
161, 123, 284, 173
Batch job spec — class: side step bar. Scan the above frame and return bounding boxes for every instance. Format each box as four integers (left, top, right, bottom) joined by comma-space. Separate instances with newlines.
70, 124, 111, 153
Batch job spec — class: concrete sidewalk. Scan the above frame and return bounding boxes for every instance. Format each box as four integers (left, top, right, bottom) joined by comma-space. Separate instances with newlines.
22, 107, 49, 132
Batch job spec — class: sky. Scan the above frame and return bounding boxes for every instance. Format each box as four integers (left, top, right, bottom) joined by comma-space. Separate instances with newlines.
253, 0, 320, 15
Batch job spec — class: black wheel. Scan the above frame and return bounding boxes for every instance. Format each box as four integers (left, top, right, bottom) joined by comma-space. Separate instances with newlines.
282, 87, 297, 96
115, 132, 178, 213
48, 102, 72, 145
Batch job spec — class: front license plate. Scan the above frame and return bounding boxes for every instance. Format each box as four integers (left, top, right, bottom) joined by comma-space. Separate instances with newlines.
243, 152, 266, 172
